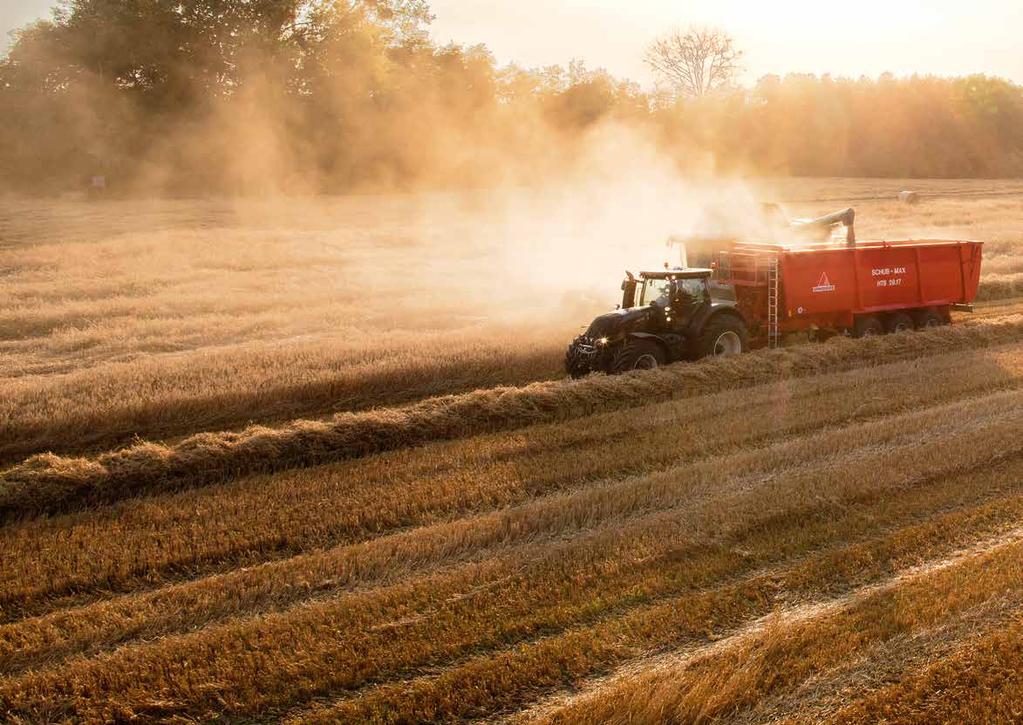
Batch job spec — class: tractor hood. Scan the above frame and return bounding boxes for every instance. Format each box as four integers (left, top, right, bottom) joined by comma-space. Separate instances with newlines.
585, 306, 654, 339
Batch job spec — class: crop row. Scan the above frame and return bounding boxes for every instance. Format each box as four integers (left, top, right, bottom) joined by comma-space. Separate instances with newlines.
977, 272, 1023, 301
541, 519, 1023, 724
6, 313, 1023, 522
3, 282, 1019, 468
4, 342, 1023, 624
0, 324, 568, 464
4, 390, 1023, 720
12, 449, 1023, 719
3, 378, 1021, 675
2, 280, 1019, 470
293, 461, 1023, 725
828, 614, 1023, 724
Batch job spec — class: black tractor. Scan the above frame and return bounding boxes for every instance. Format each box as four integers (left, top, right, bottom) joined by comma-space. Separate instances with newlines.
565, 267, 749, 377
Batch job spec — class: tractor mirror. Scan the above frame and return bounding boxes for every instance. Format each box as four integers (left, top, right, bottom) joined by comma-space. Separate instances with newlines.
621, 279, 637, 309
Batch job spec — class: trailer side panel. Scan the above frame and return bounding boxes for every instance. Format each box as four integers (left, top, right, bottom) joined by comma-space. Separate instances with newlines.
780, 241, 983, 321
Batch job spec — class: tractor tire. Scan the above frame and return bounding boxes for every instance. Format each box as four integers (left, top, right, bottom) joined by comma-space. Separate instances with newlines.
852, 315, 885, 338
885, 312, 916, 334
696, 315, 749, 359
610, 339, 666, 374
564, 339, 592, 379
914, 308, 946, 329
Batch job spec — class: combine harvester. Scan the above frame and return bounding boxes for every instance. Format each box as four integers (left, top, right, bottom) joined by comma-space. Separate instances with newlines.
566, 208, 983, 377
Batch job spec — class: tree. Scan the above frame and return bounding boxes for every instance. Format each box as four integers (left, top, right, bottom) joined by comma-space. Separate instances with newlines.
645, 26, 741, 98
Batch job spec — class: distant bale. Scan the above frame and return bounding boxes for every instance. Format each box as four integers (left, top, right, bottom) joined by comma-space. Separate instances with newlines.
898, 190, 920, 205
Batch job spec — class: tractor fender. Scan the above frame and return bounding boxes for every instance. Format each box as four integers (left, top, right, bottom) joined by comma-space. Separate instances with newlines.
625, 332, 683, 363
689, 303, 747, 337
707, 306, 748, 327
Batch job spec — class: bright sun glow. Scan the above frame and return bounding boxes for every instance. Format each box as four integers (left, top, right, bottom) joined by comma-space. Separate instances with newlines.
429, 0, 1023, 85
5, 0, 1022, 83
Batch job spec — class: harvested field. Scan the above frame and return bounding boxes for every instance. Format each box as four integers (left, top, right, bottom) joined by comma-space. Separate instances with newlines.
3, 180, 1023, 722
3, 179, 1023, 463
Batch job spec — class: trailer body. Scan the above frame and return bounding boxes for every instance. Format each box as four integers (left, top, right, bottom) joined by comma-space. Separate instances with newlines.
717, 239, 983, 338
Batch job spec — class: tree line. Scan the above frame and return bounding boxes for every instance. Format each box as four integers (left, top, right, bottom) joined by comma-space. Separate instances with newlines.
2, 0, 1023, 194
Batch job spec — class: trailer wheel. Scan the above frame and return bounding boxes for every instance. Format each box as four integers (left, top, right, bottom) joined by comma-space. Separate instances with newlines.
852, 315, 885, 338
915, 308, 946, 329
885, 312, 915, 334
697, 315, 749, 359
610, 339, 666, 373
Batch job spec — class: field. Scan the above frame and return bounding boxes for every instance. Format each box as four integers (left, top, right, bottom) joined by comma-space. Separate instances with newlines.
3, 178, 1023, 722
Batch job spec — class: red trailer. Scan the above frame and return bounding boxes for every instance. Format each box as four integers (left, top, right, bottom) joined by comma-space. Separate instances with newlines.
716, 238, 983, 344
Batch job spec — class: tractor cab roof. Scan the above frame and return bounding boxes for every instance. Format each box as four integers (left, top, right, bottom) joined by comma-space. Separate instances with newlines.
639, 268, 713, 280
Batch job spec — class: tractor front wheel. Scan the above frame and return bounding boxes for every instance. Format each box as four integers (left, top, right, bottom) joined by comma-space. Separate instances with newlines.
564, 339, 593, 379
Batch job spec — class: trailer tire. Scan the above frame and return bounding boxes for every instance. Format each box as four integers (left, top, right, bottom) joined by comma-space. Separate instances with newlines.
852, 315, 885, 338
885, 312, 916, 334
610, 339, 666, 373
914, 308, 946, 329
697, 315, 749, 359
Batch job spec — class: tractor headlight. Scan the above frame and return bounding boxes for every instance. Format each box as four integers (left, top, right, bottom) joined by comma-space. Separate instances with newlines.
598, 337, 609, 345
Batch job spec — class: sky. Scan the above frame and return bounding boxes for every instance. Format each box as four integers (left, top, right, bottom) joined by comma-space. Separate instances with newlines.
428, 0, 1023, 86
4, 0, 1023, 86
1, 0, 54, 49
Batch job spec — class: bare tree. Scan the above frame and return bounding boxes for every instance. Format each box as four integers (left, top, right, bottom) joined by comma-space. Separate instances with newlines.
645, 27, 742, 98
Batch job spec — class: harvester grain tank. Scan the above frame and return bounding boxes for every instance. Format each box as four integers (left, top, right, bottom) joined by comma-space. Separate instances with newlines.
565, 209, 983, 377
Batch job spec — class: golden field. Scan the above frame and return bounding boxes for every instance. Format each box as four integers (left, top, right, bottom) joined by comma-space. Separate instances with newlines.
3, 178, 1023, 722
4, 177, 1023, 462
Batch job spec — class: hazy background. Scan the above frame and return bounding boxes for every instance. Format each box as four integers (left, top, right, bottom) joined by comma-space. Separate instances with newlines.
6, 0, 1023, 82
3, 1, 1023, 195
429, 0, 1023, 84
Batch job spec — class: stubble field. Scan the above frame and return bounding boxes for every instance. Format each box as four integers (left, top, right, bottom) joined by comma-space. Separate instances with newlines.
3, 177, 1023, 723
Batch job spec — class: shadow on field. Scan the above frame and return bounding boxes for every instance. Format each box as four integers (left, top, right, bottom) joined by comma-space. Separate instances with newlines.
0, 345, 566, 466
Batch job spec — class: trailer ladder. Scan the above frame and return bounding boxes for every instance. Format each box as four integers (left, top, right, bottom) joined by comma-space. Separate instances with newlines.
767, 255, 780, 349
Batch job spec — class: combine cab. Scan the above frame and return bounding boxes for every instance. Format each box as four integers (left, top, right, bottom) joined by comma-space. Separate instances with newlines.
565, 208, 983, 377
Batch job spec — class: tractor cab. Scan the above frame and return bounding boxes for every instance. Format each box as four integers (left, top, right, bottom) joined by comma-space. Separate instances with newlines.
621, 269, 714, 319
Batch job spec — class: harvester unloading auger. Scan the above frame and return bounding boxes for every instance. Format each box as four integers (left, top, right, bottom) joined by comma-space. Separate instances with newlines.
565, 207, 983, 378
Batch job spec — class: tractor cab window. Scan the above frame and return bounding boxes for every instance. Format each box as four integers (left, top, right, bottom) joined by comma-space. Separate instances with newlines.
639, 278, 672, 306
678, 278, 708, 304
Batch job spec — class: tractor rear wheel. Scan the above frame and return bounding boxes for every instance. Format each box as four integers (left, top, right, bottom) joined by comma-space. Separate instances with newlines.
852, 315, 885, 338
915, 308, 946, 329
610, 339, 666, 373
697, 316, 749, 359
885, 312, 916, 334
